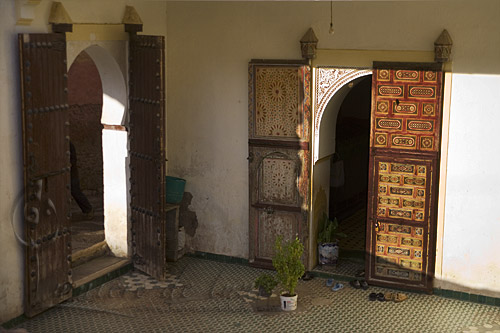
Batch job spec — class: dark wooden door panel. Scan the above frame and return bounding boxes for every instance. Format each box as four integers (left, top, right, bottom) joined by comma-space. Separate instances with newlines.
129, 35, 167, 280
365, 63, 443, 292
248, 61, 311, 268
19, 33, 72, 317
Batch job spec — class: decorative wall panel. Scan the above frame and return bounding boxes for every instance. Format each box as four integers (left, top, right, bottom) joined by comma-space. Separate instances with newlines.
258, 211, 298, 259
249, 65, 310, 141
371, 68, 443, 152
376, 160, 429, 222
255, 67, 299, 138
375, 222, 424, 281
260, 157, 297, 205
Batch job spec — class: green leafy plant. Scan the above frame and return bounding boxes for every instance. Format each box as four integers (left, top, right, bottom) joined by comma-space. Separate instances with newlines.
254, 273, 278, 296
272, 236, 305, 297
317, 213, 347, 244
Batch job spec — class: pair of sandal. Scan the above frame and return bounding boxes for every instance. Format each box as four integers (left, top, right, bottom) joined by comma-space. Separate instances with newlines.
326, 279, 344, 291
350, 279, 369, 290
369, 292, 408, 302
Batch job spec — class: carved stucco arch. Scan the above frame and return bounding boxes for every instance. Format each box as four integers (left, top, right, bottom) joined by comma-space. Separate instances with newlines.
313, 67, 372, 163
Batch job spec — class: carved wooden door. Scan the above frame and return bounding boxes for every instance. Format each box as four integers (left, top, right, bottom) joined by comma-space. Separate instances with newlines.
19, 33, 72, 317
248, 60, 311, 268
365, 62, 443, 292
129, 35, 167, 280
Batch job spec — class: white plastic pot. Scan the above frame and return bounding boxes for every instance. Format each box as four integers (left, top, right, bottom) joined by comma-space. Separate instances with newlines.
280, 294, 298, 311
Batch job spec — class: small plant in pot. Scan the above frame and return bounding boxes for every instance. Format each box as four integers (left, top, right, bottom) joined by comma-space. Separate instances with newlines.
272, 236, 305, 311
317, 213, 347, 266
254, 273, 277, 297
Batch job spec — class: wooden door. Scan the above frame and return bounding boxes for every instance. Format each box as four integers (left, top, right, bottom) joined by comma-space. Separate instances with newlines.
248, 60, 311, 268
365, 62, 443, 292
19, 33, 72, 317
129, 35, 167, 280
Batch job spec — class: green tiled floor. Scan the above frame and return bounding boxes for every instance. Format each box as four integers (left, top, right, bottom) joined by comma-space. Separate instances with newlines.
338, 208, 366, 251
11, 257, 500, 333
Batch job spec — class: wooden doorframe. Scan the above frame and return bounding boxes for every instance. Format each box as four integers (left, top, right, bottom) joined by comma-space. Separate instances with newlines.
310, 50, 452, 282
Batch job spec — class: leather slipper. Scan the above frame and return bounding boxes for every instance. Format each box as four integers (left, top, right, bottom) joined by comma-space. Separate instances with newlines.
369, 292, 377, 301
384, 292, 395, 301
359, 280, 369, 290
394, 293, 408, 302
377, 293, 385, 301
349, 280, 361, 289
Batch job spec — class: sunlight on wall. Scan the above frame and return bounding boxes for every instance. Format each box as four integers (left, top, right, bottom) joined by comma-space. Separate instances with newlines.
439, 73, 500, 296
102, 128, 129, 257
102, 94, 126, 125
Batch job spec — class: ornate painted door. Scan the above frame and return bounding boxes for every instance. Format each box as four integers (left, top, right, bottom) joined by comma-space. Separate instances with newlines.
19, 33, 73, 317
365, 62, 443, 292
248, 60, 311, 268
129, 35, 167, 280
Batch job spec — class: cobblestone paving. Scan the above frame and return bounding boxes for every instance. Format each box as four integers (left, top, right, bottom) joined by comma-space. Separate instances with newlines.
14, 257, 500, 333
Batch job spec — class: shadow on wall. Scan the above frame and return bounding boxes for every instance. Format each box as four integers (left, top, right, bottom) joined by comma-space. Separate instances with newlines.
178, 191, 198, 251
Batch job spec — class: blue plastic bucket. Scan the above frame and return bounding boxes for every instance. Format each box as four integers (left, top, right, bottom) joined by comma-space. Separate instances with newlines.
165, 176, 186, 204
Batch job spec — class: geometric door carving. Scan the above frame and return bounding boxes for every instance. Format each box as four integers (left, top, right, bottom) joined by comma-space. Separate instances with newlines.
365, 62, 443, 292
248, 61, 311, 269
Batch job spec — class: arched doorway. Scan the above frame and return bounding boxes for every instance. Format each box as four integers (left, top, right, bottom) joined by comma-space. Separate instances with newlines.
67, 50, 104, 256
330, 76, 371, 255
67, 44, 129, 259
310, 67, 371, 268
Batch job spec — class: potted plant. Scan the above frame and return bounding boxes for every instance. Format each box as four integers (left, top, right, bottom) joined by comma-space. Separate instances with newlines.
317, 213, 347, 266
254, 273, 277, 297
272, 236, 305, 311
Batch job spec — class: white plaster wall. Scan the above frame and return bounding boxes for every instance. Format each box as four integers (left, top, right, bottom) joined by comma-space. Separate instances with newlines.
440, 73, 500, 296
102, 129, 129, 257
166, 0, 500, 296
0, 0, 25, 324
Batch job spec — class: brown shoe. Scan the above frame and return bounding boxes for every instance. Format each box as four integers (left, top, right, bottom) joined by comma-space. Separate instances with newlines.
384, 292, 395, 301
